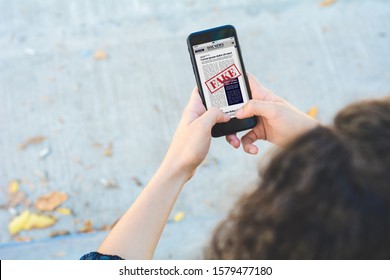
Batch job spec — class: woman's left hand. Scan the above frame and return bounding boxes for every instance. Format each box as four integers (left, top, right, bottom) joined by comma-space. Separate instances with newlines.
162, 87, 230, 181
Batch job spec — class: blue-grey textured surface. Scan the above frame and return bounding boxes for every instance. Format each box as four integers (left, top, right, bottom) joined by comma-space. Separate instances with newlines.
0, 0, 389, 259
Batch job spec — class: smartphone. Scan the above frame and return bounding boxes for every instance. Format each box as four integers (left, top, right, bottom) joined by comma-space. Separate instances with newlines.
187, 25, 257, 137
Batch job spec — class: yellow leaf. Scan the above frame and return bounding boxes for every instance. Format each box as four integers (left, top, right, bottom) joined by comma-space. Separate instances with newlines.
103, 143, 113, 157
94, 50, 108, 60
8, 180, 20, 193
307, 106, 318, 118
56, 207, 72, 215
9, 210, 57, 235
173, 211, 185, 223
35, 191, 68, 211
9, 210, 30, 235
320, 0, 336, 7
25, 213, 56, 230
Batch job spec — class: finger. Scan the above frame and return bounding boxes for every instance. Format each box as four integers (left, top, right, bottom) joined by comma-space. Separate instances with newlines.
182, 87, 207, 123
188, 86, 202, 105
247, 72, 273, 101
235, 100, 278, 120
196, 107, 230, 131
225, 134, 240, 149
241, 130, 259, 155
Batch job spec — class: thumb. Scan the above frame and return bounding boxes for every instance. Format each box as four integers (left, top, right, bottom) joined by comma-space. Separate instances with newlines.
235, 100, 278, 119
196, 107, 230, 130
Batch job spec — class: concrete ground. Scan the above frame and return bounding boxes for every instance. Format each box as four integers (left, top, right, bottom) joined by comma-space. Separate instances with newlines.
0, 0, 389, 259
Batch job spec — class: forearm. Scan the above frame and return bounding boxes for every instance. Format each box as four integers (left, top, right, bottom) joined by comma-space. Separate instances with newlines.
97, 160, 188, 259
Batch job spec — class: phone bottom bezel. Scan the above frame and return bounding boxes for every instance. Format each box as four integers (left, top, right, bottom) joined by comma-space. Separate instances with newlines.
211, 116, 257, 138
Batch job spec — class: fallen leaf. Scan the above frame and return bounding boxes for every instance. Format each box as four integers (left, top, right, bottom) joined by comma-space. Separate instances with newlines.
50, 230, 70, 238
52, 251, 66, 257
13, 236, 32, 242
7, 191, 28, 208
131, 176, 143, 187
9, 211, 30, 235
320, 0, 336, 7
9, 210, 57, 235
56, 207, 72, 215
8, 180, 20, 193
98, 224, 112, 231
18, 135, 46, 150
93, 142, 103, 148
173, 211, 185, 223
79, 220, 94, 233
94, 50, 108, 60
103, 143, 113, 157
24, 213, 56, 230
307, 106, 318, 118
35, 191, 68, 211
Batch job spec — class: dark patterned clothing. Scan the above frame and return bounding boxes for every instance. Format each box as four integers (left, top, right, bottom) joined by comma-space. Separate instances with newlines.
80, 251, 123, 260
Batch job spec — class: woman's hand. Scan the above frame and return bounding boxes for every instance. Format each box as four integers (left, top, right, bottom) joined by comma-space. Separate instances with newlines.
226, 73, 319, 154
162, 87, 230, 180
97, 88, 229, 260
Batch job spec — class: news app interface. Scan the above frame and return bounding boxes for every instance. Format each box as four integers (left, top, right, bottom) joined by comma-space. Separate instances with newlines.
193, 36, 249, 117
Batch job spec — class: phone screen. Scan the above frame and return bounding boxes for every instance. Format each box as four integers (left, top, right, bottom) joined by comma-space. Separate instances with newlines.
192, 36, 249, 117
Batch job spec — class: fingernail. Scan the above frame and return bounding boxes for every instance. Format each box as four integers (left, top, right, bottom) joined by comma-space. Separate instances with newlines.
249, 147, 257, 154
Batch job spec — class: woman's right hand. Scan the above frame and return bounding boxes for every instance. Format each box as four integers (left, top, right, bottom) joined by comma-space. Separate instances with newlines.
226, 73, 319, 154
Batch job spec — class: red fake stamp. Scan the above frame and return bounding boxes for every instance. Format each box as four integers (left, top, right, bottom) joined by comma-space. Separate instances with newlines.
205, 64, 241, 94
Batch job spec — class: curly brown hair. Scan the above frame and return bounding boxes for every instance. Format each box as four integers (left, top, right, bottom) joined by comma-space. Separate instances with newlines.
206, 97, 390, 259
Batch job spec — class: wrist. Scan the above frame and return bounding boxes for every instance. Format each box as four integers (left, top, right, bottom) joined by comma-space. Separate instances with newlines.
157, 156, 193, 186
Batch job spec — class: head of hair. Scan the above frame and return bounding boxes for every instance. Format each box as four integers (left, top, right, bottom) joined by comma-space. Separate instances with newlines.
207, 97, 390, 259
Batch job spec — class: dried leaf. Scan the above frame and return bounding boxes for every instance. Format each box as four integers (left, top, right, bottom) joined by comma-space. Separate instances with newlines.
13, 236, 32, 242
9, 210, 57, 235
50, 230, 70, 238
103, 143, 113, 157
99, 224, 112, 231
53, 251, 66, 257
307, 106, 318, 118
94, 50, 108, 60
8, 180, 20, 193
93, 142, 103, 148
56, 207, 72, 215
173, 211, 185, 223
7, 191, 28, 208
131, 176, 143, 187
320, 0, 336, 7
18, 135, 46, 150
35, 191, 68, 211
79, 220, 94, 233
